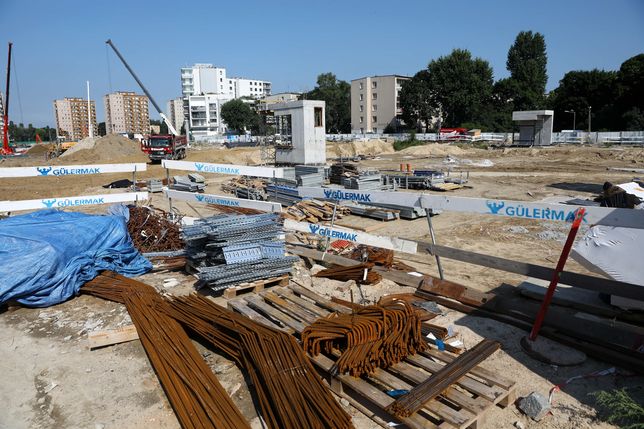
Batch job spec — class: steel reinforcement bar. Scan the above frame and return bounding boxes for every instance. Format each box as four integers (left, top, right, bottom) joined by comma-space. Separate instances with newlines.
82, 271, 249, 429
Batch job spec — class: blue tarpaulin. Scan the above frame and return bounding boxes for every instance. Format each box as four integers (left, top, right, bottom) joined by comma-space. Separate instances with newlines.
0, 209, 152, 307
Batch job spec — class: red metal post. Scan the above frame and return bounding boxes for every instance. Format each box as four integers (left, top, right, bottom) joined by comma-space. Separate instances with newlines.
2, 42, 13, 154
528, 207, 586, 341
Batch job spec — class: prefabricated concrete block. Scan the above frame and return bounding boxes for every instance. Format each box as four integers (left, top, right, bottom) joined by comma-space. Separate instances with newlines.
518, 391, 551, 421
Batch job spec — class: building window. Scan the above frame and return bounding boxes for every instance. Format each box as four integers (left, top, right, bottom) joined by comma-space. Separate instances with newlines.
314, 107, 323, 127
359, 82, 363, 90
373, 127, 378, 133
359, 94, 363, 101
359, 105, 363, 112
360, 128, 364, 133
359, 116, 363, 123
372, 116, 377, 122
372, 81, 377, 89
372, 93, 377, 100
372, 105, 377, 112
220, 78, 223, 82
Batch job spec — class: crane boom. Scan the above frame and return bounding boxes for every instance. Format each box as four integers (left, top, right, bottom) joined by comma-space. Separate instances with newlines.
105, 39, 179, 136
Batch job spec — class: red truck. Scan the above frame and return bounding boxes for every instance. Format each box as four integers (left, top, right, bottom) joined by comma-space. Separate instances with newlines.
141, 135, 187, 162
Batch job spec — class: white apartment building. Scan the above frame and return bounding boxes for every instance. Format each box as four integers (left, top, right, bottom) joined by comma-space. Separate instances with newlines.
166, 97, 184, 134
350, 75, 409, 134
180, 64, 272, 140
104, 91, 150, 135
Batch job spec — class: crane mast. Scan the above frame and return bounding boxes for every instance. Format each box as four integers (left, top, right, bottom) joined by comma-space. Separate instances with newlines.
105, 39, 179, 136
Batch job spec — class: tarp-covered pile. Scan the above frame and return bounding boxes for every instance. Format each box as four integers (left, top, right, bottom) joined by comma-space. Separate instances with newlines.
0, 210, 151, 307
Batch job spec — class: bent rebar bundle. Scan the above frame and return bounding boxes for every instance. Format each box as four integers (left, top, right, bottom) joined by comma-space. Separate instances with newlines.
82, 272, 249, 429
302, 297, 427, 377
167, 294, 354, 429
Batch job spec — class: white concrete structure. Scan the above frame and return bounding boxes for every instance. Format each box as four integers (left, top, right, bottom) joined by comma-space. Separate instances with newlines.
166, 98, 184, 134
180, 64, 271, 140
187, 93, 233, 141
272, 100, 326, 165
512, 110, 554, 146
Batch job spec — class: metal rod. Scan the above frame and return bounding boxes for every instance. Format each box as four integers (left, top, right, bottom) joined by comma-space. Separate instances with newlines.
425, 209, 444, 280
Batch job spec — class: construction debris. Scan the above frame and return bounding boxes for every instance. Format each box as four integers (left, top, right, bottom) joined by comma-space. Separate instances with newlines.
221, 176, 267, 200
314, 262, 382, 284
82, 272, 250, 429
127, 206, 184, 253
301, 297, 426, 377
518, 391, 551, 421
168, 294, 354, 429
329, 163, 359, 185
386, 338, 500, 417
283, 199, 350, 223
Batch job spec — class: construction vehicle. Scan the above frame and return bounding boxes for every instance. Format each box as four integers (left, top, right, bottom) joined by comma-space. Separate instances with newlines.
105, 39, 187, 162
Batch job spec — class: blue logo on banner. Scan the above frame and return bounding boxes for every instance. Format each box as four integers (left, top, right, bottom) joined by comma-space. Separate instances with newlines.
42, 199, 56, 208
195, 194, 205, 202
195, 163, 205, 171
486, 200, 587, 223
37, 167, 53, 176
307, 223, 357, 241
322, 189, 372, 202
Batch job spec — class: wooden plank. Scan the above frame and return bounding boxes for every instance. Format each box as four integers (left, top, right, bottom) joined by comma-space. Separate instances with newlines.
310, 353, 436, 429
423, 349, 515, 391
88, 325, 139, 349
244, 295, 307, 333
288, 283, 352, 313
420, 242, 644, 301
226, 299, 294, 334
260, 290, 318, 324
273, 288, 330, 318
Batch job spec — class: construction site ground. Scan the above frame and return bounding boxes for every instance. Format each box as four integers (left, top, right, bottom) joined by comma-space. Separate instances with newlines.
1, 140, 643, 429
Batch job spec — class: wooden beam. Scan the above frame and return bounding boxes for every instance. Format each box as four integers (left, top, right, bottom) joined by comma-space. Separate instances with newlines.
88, 325, 139, 349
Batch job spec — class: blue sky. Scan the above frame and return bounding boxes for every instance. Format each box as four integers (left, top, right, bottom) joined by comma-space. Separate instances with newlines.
1, 0, 643, 127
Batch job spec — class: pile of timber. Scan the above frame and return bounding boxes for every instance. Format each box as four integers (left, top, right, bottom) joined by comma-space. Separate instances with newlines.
221, 177, 267, 200
329, 163, 359, 185
282, 199, 351, 223
314, 262, 381, 284
302, 296, 426, 377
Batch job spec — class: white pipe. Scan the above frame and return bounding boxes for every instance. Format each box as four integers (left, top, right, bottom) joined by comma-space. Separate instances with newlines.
87, 81, 93, 138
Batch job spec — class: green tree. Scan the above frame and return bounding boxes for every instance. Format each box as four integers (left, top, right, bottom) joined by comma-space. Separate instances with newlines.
427, 49, 494, 127
548, 69, 617, 131
305, 73, 350, 133
399, 70, 436, 132
615, 54, 644, 129
506, 31, 548, 111
221, 99, 259, 134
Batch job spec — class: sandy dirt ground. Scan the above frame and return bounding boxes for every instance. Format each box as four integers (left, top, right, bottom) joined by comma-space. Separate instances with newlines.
1, 140, 642, 429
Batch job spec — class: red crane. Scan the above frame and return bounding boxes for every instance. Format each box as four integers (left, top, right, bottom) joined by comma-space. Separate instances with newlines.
2, 42, 13, 154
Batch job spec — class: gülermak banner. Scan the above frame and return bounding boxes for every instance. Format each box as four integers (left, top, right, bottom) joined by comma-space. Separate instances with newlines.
283, 219, 418, 254
162, 160, 285, 179
0, 192, 148, 212
0, 163, 147, 178
165, 189, 281, 213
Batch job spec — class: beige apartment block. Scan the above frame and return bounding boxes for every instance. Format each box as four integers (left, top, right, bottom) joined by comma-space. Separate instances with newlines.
104, 91, 150, 135
350, 75, 409, 134
53, 97, 97, 140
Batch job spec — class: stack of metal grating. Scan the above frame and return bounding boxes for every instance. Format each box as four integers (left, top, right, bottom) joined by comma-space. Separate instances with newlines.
170, 175, 206, 192
266, 184, 301, 206
295, 165, 325, 187
147, 179, 163, 193
342, 172, 383, 190
182, 213, 297, 292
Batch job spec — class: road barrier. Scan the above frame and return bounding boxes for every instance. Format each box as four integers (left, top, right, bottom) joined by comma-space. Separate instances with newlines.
0, 163, 146, 178
162, 160, 285, 179
0, 192, 148, 212
165, 189, 281, 213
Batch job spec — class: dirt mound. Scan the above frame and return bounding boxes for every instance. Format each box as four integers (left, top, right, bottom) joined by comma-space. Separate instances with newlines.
326, 139, 395, 158
398, 143, 468, 157
57, 135, 149, 164
60, 137, 98, 158
186, 147, 262, 165
24, 144, 51, 156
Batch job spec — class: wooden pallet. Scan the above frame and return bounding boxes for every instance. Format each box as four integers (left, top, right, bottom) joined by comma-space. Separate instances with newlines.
222, 274, 290, 299
228, 284, 516, 429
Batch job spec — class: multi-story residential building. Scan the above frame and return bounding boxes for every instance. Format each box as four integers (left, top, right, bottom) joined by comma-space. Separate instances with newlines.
166, 97, 184, 134
350, 75, 409, 134
180, 64, 271, 140
53, 97, 97, 140
104, 91, 150, 135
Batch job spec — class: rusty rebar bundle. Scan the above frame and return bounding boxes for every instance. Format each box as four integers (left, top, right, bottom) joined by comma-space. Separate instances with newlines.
386, 339, 500, 417
82, 272, 249, 429
166, 294, 354, 429
349, 245, 394, 268
127, 206, 184, 253
314, 263, 382, 285
302, 297, 426, 377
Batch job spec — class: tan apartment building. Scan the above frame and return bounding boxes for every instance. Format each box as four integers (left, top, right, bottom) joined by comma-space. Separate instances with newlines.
104, 91, 150, 135
350, 75, 409, 134
53, 97, 97, 140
